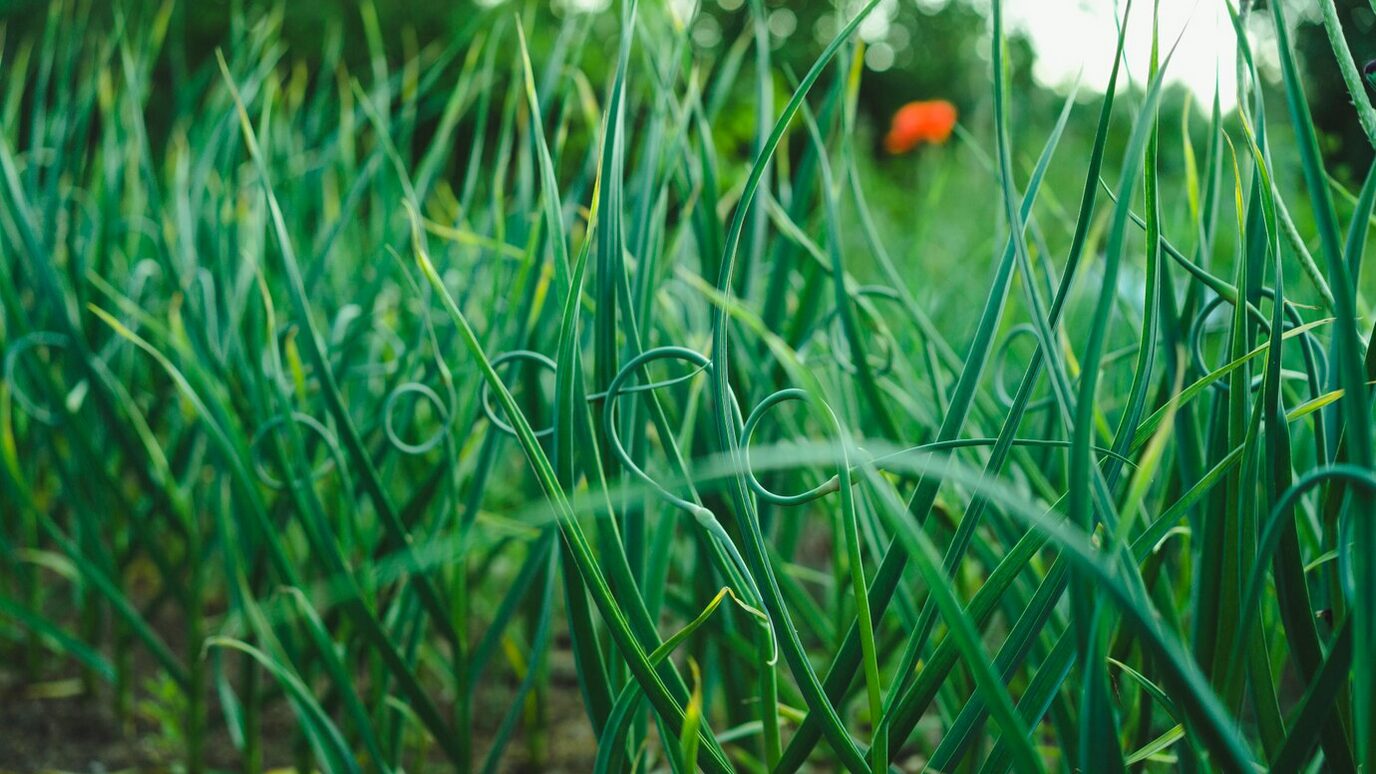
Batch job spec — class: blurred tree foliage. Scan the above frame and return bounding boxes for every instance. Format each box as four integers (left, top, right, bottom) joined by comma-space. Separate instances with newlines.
1295, 0, 1376, 179
1, 0, 1370, 184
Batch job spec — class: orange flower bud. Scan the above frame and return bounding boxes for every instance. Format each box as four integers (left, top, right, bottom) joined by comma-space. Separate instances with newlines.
884, 99, 958, 154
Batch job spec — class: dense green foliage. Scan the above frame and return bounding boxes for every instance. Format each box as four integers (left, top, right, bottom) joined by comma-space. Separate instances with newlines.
3, 0, 1376, 771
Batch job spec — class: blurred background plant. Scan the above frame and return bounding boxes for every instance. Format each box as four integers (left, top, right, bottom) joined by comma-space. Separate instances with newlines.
4, 0, 1372, 311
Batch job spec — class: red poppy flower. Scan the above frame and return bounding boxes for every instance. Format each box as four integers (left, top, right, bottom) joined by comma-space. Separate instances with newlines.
884, 99, 958, 154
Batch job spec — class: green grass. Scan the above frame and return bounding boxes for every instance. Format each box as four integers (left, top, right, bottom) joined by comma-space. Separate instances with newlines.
2, 0, 1375, 771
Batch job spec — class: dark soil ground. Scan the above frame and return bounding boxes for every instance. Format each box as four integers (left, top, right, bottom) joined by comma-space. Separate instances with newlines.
0, 668, 300, 772
1, 675, 158, 772
0, 650, 597, 773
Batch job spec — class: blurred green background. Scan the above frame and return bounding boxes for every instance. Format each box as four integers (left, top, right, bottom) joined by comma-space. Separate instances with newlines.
3, 0, 1371, 173
3, 0, 1374, 322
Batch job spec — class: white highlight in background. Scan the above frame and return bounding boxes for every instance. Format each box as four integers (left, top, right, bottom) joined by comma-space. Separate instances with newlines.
1005, 0, 1239, 111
